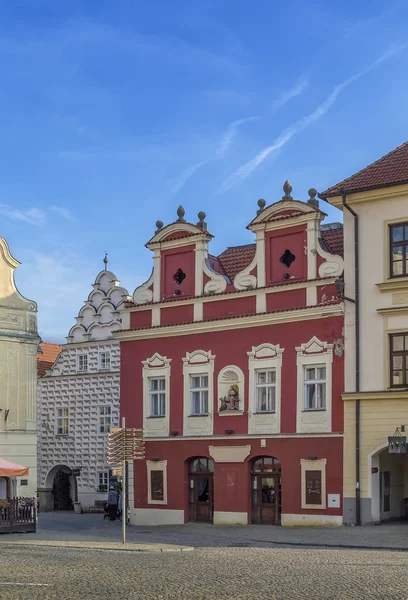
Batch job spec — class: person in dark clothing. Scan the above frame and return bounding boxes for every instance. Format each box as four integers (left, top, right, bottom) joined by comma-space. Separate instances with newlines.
106, 487, 118, 521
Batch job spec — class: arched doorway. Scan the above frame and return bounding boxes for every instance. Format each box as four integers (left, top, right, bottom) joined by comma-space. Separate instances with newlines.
43, 465, 77, 511
370, 442, 407, 523
251, 456, 281, 525
188, 457, 214, 522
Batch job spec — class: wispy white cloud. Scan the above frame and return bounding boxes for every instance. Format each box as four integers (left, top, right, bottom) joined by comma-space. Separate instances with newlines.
220, 43, 408, 192
216, 116, 259, 158
0, 205, 46, 225
269, 77, 310, 114
51, 205, 73, 220
170, 161, 208, 197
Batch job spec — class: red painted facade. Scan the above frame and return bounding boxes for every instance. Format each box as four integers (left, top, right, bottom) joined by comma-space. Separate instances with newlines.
118, 187, 345, 526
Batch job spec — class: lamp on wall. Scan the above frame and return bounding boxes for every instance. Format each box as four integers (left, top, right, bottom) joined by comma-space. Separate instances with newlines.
225, 429, 234, 435
170, 430, 179, 436
307, 456, 319, 460
151, 457, 160, 462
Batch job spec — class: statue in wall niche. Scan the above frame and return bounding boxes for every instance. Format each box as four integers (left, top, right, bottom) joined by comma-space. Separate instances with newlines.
219, 384, 240, 411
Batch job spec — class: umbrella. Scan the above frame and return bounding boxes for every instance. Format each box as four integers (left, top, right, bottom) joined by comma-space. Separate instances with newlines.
0, 457, 29, 477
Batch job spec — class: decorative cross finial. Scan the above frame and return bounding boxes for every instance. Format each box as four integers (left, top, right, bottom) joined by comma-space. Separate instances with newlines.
282, 180, 293, 200
176, 205, 186, 222
257, 198, 266, 215
103, 252, 108, 270
155, 220, 164, 233
196, 211, 207, 230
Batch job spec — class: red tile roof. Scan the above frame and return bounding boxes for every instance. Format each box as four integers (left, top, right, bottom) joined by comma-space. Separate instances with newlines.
320, 226, 343, 256
37, 342, 62, 377
217, 244, 256, 281
320, 141, 408, 198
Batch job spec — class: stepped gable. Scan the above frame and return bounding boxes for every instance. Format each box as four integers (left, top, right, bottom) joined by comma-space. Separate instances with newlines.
37, 342, 62, 377
320, 141, 408, 198
67, 268, 130, 343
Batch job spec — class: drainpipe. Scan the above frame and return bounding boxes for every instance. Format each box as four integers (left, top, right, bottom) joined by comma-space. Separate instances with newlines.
340, 187, 361, 526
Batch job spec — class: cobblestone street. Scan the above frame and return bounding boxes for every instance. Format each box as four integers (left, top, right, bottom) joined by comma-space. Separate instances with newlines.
2, 543, 408, 599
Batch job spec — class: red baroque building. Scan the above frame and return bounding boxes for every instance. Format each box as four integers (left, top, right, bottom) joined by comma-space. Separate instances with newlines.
117, 183, 345, 526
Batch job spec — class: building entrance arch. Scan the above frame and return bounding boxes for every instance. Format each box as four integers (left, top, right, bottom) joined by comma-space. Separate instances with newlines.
45, 465, 77, 511
369, 441, 407, 524
251, 456, 281, 525
188, 457, 214, 522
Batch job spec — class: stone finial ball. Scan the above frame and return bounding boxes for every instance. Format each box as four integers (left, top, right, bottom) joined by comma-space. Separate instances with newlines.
198, 211, 206, 220
155, 220, 164, 230
308, 188, 317, 199
257, 198, 266, 209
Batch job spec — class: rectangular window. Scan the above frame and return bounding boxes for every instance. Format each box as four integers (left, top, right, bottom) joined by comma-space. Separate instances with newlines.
255, 369, 276, 412
190, 374, 209, 415
77, 353, 88, 372
150, 470, 164, 501
99, 406, 112, 433
390, 333, 408, 388
304, 365, 326, 410
149, 377, 166, 417
56, 407, 69, 435
98, 472, 109, 492
390, 223, 408, 278
99, 351, 111, 371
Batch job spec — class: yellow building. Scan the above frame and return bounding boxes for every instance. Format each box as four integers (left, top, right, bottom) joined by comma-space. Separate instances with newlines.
0, 237, 39, 498
321, 142, 408, 524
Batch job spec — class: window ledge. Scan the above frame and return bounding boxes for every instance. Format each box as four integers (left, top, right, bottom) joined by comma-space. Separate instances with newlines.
189, 413, 210, 417
376, 278, 408, 293
218, 410, 244, 416
147, 415, 166, 419
253, 411, 276, 415
302, 408, 326, 412
55, 434, 70, 437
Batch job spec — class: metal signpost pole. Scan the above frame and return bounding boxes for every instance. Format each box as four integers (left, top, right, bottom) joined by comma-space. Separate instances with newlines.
122, 417, 126, 545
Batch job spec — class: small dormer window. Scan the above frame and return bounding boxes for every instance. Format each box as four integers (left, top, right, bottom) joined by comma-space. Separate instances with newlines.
173, 268, 186, 285
280, 249, 296, 268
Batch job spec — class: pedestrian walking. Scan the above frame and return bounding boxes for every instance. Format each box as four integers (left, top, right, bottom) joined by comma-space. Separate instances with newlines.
106, 487, 118, 521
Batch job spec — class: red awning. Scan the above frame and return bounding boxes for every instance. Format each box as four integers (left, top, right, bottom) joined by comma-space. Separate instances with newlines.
0, 457, 29, 477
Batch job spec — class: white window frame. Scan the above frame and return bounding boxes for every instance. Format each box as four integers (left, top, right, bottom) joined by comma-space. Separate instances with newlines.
142, 353, 171, 437
55, 407, 69, 435
147, 460, 167, 505
183, 350, 215, 436
247, 344, 284, 435
190, 374, 209, 415
255, 368, 276, 413
148, 377, 166, 417
77, 353, 88, 372
99, 351, 111, 371
98, 471, 109, 493
98, 405, 112, 434
296, 337, 333, 434
304, 364, 326, 410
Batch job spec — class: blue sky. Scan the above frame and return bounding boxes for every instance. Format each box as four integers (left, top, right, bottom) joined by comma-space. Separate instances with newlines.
1, 0, 408, 342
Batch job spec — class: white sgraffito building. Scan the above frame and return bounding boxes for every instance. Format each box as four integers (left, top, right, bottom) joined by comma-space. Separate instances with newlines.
37, 265, 130, 511
0, 237, 40, 499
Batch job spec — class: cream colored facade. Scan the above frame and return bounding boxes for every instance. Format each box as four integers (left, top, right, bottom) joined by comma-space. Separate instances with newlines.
328, 184, 408, 524
0, 237, 39, 498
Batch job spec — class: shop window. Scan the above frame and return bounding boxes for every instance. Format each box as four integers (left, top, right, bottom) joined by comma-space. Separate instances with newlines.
98, 472, 109, 492
147, 460, 167, 505
300, 458, 326, 509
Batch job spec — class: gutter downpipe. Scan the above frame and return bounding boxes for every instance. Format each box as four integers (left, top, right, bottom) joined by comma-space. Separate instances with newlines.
340, 187, 361, 526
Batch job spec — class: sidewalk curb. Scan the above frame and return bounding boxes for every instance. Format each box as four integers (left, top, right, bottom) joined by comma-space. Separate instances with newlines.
248, 539, 408, 552
0, 541, 195, 553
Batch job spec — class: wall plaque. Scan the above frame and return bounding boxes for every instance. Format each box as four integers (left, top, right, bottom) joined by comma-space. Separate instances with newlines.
305, 470, 322, 505
151, 470, 164, 501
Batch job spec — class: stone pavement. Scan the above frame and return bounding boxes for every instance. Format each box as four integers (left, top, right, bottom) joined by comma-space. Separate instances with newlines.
2, 512, 408, 551
2, 543, 408, 599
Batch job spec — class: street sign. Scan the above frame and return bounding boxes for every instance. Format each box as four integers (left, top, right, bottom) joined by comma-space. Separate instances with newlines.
106, 427, 145, 466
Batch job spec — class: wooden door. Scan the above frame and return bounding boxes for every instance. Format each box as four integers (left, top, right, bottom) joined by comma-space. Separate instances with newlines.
189, 474, 213, 522
251, 474, 280, 524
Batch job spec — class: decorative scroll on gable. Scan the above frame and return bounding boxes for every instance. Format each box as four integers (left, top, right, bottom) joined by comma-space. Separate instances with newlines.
133, 270, 154, 304
316, 239, 344, 278
203, 258, 228, 294
296, 336, 333, 357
